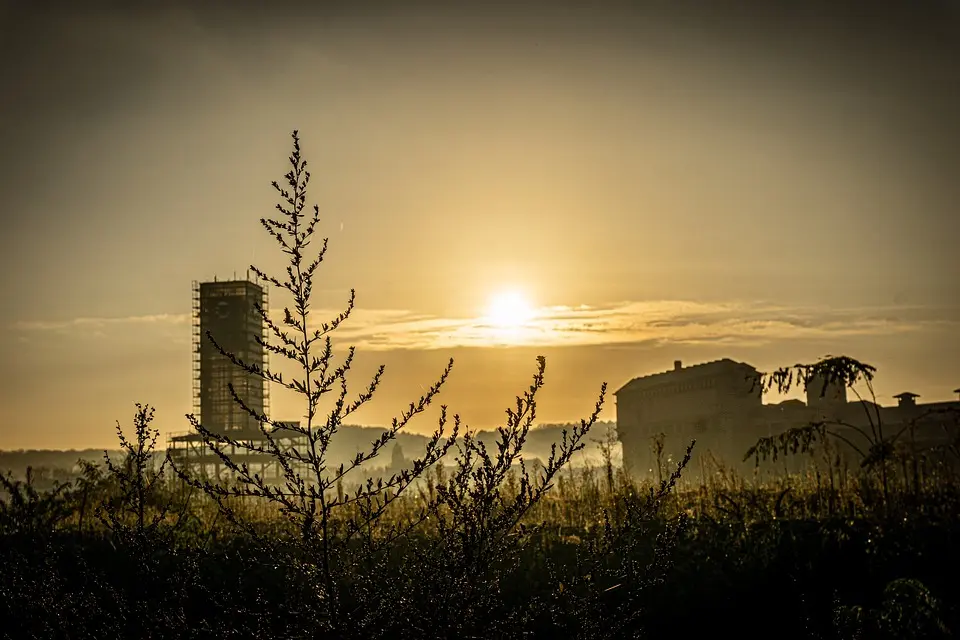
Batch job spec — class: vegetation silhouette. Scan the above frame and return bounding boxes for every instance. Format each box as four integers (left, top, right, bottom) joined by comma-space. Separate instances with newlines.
163, 129, 639, 637
2, 131, 958, 639
746, 355, 960, 507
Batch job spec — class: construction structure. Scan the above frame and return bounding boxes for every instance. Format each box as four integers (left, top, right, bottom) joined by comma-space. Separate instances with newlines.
615, 358, 960, 476
194, 277, 269, 436
168, 274, 303, 480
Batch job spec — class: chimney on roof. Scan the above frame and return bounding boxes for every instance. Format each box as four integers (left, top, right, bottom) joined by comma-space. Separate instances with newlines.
954, 388, 960, 401
893, 392, 919, 408
674, 360, 682, 371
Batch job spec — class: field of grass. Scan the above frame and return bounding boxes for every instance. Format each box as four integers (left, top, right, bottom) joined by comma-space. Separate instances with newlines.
2, 438, 958, 640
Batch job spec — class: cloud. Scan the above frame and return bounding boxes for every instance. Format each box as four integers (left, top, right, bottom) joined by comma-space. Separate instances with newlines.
342, 301, 954, 351
12, 314, 192, 332
11, 301, 957, 352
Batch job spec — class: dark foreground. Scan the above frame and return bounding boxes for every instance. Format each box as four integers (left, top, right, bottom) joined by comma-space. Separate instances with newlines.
2, 462, 957, 640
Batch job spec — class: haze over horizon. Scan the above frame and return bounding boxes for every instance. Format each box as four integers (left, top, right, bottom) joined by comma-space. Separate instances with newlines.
1, 1, 958, 450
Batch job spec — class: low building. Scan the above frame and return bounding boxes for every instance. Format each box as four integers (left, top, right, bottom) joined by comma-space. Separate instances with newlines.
614, 358, 959, 477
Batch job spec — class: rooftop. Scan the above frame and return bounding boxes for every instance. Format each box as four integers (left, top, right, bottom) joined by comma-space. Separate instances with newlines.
615, 358, 758, 396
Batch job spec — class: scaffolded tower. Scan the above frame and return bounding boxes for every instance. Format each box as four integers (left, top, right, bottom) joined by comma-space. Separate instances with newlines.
194, 277, 269, 436
169, 273, 300, 480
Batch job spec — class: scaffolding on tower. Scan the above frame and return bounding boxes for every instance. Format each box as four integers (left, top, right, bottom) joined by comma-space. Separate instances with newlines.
168, 273, 303, 482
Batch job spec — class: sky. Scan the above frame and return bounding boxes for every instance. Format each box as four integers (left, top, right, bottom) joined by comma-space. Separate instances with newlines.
1, 0, 959, 449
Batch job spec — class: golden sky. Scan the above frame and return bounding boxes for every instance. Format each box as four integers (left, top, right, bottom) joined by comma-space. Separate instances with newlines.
1, 1, 958, 449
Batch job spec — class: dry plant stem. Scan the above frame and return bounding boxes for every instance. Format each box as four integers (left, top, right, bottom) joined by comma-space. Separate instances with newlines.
169, 130, 460, 631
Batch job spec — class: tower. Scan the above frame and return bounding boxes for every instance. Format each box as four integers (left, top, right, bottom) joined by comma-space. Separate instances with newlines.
193, 277, 269, 437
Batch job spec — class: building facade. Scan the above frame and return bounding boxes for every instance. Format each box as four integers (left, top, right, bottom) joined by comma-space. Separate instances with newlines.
615, 358, 959, 476
195, 278, 269, 437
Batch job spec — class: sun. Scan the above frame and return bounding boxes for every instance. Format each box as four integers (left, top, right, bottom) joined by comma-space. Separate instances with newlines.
485, 289, 535, 328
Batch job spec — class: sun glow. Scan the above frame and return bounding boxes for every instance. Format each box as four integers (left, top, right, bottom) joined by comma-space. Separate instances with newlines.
485, 289, 536, 328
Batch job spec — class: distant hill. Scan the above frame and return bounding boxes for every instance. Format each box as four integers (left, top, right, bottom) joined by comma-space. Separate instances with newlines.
0, 421, 621, 480
0, 449, 126, 480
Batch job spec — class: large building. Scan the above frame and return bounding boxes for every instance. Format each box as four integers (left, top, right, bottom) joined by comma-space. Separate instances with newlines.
195, 278, 268, 436
169, 275, 303, 480
615, 358, 959, 476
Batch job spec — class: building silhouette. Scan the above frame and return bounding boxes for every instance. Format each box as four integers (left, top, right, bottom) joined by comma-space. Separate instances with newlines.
168, 275, 302, 480
195, 278, 268, 437
615, 358, 959, 476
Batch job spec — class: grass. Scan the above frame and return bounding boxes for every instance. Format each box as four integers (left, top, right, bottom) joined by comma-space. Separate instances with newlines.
2, 444, 958, 639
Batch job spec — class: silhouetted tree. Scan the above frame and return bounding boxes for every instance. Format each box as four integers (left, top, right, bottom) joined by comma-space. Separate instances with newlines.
166, 131, 465, 632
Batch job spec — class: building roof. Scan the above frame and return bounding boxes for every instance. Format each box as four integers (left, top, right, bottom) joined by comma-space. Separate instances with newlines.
614, 358, 758, 396
773, 399, 806, 407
